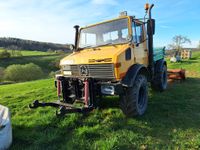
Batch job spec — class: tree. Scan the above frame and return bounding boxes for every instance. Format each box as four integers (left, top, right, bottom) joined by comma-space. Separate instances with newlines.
0, 50, 11, 58
4, 63, 43, 82
168, 35, 191, 55
0, 67, 4, 81
198, 41, 200, 50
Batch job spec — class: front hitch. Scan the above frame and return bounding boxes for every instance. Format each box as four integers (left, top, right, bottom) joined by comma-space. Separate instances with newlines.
29, 100, 94, 116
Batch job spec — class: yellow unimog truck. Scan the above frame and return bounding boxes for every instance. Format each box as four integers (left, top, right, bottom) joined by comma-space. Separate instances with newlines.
30, 4, 167, 117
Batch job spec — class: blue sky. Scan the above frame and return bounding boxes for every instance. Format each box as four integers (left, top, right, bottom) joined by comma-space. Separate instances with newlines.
0, 0, 200, 47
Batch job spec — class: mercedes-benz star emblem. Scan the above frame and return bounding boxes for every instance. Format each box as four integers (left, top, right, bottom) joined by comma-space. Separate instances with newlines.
80, 65, 89, 76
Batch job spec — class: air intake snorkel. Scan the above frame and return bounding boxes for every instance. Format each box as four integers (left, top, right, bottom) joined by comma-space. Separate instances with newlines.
74, 25, 80, 51
145, 3, 155, 77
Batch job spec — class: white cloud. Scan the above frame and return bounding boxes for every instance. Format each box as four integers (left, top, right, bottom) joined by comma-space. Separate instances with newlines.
184, 40, 199, 48
0, 0, 106, 44
2, 0, 124, 43
0, 0, 199, 47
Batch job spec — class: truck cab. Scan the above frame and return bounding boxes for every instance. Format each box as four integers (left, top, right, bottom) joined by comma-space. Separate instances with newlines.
60, 15, 149, 81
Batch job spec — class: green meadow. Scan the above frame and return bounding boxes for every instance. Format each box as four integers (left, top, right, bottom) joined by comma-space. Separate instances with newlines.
0, 51, 200, 149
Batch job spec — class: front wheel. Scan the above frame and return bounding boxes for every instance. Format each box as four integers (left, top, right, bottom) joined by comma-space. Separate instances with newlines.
120, 74, 148, 117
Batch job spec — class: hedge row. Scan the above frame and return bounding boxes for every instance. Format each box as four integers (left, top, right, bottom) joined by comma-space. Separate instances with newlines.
0, 63, 44, 82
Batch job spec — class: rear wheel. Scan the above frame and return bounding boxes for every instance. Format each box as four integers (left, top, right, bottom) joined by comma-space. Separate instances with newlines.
120, 74, 148, 117
151, 65, 167, 91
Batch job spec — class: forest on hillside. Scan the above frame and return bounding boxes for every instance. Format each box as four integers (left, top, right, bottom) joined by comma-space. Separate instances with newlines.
0, 37, 70, 52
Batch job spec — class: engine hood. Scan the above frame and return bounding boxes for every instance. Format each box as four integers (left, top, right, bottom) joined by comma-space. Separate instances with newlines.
60, 44, 129, 66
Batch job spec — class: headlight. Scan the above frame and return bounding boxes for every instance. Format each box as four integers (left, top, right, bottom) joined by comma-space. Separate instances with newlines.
101, 85, 115, 95
63, 71, 72, 75
62, 65, 71, 70
61, 60, 74, 65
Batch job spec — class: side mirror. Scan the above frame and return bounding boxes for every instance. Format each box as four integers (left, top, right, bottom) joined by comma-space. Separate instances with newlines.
126, 35, 133, 42
69, 44, 75, 51
147, 19, 155, 35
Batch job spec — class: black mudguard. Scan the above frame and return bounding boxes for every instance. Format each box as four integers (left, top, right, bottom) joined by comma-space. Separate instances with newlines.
121, 64, 150, 87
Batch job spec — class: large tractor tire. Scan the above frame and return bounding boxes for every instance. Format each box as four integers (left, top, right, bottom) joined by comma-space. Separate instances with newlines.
151, 64, 167, 92
120, 74, 148, 117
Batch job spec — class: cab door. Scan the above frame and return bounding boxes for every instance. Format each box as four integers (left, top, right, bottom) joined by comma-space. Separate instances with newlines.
131, 20, 148, 66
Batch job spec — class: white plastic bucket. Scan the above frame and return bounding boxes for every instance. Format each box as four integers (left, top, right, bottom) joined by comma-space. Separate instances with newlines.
0, 105, 12, 150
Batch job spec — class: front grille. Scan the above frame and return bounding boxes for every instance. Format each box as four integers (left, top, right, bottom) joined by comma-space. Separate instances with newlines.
63, 63, 115, 79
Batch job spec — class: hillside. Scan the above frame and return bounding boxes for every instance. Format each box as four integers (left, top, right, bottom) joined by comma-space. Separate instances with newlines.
0, 50, 67, 78
0, 37, 71, 52
0, 52, 200, 149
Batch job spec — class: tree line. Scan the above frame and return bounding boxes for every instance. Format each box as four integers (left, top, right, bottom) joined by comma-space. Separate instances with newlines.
0, 37, 70, 52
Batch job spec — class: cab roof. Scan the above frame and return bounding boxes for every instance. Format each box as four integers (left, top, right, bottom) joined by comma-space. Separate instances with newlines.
80, 16, 131, 30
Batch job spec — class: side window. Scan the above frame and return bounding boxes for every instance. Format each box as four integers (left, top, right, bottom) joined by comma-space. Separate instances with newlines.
132, 22, 143, 43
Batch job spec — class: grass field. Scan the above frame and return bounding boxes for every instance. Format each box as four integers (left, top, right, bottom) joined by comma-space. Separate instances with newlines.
0, 52, 200, 149
0, 49, 55, 57
0, 50, 66, 76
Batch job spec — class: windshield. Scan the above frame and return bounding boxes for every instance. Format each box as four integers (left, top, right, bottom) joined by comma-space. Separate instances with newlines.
79, 18, 129, 48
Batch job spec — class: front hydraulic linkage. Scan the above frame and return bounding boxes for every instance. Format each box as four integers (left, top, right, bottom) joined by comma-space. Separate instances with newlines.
29, 100, 94, 116
29, 77, 96, 116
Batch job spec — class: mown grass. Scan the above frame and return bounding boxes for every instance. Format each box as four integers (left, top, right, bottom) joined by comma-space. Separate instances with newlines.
0, 52, 200, 149
0, 49, 55, 57
167, 52, 200, 77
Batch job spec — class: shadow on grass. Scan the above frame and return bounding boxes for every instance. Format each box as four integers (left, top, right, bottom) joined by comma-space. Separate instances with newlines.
169, 60, 198, 66
181, 60, 198, 64
94, 77, 200, 146
96, 77, 200, 148
99, 96, 119, 109
10, 116, 85, 150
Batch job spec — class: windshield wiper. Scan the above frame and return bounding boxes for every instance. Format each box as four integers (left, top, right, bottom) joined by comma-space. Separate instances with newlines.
80, 42, 114, 49
81, 45, 94, 49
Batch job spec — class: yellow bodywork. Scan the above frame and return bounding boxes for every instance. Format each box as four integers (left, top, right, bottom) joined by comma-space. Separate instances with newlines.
60, 16, 148, 81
